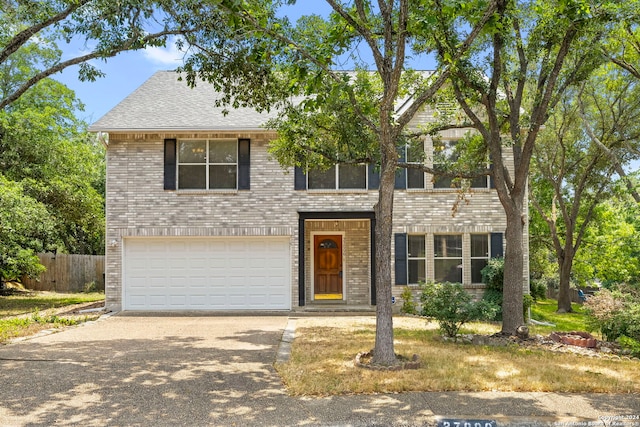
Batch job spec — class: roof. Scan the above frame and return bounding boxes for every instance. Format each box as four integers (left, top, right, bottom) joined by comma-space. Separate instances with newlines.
89, 71, 280, 132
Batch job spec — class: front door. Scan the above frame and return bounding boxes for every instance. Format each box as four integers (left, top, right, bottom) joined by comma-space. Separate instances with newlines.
314, 235, 343, 299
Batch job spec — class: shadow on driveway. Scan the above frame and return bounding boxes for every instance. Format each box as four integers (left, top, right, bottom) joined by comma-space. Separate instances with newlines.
0, 315, 292, 426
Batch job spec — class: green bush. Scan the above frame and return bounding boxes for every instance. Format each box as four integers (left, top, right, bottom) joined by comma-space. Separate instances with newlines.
400, 286, 418, 315
481, 258, 504, 292
481, 258, 504, 321
420, 281, 498, 339
584, 286, 640, 343
530, 279, 548, 301
481, 257, 535, 320
617, 335, 640, 358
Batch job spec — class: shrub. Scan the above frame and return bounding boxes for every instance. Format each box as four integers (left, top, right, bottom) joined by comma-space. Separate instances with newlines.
617, 336, 640, 358
523, 294, 534, 315
83, 281, 98, 293
420, 281, 498, 339
530, 279, 548, 301
584, 287, 640, 343
480, 257, 534, 320
481, 258, 504, 321
400, 286, 418, 315
481, 258, 504, 292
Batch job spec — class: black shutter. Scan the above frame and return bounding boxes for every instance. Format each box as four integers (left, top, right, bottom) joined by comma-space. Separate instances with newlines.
395, 146, 406, 189
368, 163, 380, 190
238, 139, 250, 190
394, 233, 408, 285
164, 138, 177, 190
491, 232, 504, 258
294, 166, 307, 190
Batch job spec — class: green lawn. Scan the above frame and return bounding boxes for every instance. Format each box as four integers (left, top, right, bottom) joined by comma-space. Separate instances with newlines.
0, 292, 104, 317
529, 298, 592, 335
0, 291, 105, 343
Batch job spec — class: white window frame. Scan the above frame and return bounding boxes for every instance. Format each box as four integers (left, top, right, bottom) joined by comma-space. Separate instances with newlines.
407, 234, 426, 284
177, 138, 238, 190
433, 234, 463, 283
470, 234, 491, 283
307, 164, 368, 190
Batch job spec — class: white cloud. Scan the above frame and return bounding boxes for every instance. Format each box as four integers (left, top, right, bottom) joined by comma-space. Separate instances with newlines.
143, 37, 187, 67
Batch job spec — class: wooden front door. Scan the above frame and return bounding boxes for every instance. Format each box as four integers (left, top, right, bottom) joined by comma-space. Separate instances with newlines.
314, 235, 343, 299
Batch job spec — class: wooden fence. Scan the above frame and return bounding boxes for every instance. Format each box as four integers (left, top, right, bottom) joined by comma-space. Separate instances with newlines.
22, 253, 105, 293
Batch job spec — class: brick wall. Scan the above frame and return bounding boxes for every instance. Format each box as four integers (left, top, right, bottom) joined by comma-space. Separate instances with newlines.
105, 130, 527, 311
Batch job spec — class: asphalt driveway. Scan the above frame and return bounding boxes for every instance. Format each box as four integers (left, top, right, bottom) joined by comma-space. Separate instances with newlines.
0, 314, 291, 426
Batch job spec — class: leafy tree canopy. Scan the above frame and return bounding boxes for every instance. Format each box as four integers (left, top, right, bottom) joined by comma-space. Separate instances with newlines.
0, 0, 195, 110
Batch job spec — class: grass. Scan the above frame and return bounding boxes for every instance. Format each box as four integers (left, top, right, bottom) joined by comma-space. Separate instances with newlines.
529, 299, 591, 335
276, 303, 639, 396
0, 291, 104, 317
0, 290, 105, 343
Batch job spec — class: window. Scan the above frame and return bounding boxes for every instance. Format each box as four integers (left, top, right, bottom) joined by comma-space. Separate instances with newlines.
471, 234, 489, 283
434, 234, 462, 283
433, 139, 458, 189
407, 235, 426, 284
308, 164, 367, 190
407, 143, 425, 189
432, 139, 490, 189
177, 139, 237, 190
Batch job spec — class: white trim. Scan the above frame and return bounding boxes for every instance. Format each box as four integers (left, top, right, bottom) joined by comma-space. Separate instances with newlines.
310, 232, 346, 301
176, 138, 238, 190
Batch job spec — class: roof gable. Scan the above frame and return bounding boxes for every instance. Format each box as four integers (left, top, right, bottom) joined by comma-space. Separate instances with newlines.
89, 71, 278, 132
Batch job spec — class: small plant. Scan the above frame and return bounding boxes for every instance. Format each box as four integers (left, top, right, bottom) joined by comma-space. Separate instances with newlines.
400, 286, 418, 315
83, 281, 98, 293
523, 294, 534, 318
617, 335, 640, 358
31, 311, 79, 326
420, 281, 497, 339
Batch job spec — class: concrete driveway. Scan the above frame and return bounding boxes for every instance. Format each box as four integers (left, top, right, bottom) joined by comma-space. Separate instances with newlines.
0, 314, 291, 426
2, 313, 640, 427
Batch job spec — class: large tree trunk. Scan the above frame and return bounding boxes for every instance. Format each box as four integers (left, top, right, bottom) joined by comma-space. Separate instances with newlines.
501, 201, 526, 335
371, 132, 398, 366
556, 248, 574, 313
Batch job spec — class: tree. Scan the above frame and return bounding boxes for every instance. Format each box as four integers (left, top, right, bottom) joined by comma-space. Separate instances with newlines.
0, 0, 195, 110
575, 193, 640, 286
530, 67, 640, 312
0, 35, 106, 283
599, 17, 640, 202
441, 0, 621, 333
171, 0, 498, 365
0, 175, 56, 285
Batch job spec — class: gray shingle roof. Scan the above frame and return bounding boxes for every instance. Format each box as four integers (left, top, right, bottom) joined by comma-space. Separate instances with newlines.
89, 71, 279, 132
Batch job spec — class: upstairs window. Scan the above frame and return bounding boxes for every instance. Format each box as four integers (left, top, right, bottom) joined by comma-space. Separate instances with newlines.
177, 139, 237, 190
433, 140, 458, 189
308, 164, 367, 190
406, 143, 425, 189
433, 139, 490, 189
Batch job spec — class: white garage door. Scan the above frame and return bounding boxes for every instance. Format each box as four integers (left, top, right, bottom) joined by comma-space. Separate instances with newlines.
123, 237, 291, 310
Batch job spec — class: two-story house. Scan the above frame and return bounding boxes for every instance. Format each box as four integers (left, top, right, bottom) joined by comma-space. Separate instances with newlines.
89, 71, 528, 312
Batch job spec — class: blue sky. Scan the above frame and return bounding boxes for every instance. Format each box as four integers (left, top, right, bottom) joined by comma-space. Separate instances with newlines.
55, 4, 334, 124
55, 37, 193, 124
